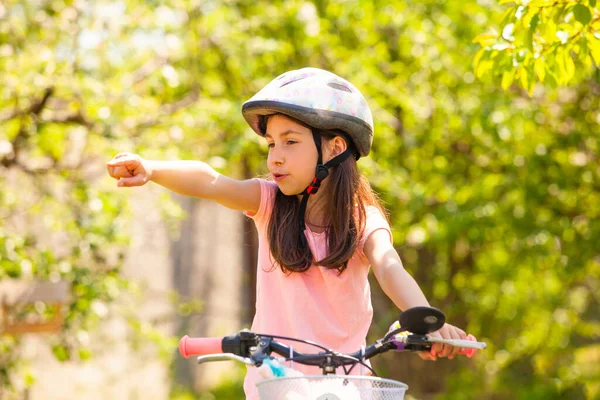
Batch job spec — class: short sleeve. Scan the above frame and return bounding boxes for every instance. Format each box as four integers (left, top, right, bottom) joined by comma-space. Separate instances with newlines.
244, 178, 277, 228
358, 206, 393, 256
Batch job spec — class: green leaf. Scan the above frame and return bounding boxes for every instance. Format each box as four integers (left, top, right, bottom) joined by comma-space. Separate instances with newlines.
588, 33, 600, 66
529, 13, 540, 33
553, 5, 568, 23
527, 14, 540, 51
529, 0, 550, 6
590, 0, 597, 7
502, 69, 516, 89
534, 57, 546, 82
474, 59, 488, 79
78, 348, 92, 360
498, 7, 516, 28
474, 50, 495, 78
573, 4, 592, 25
52, 345, 69, 362
564, 51, 576, 81
473, 47, 486, 68
527, 70, 536, 96
556, 50, 566, 84
556, 48, 576, 84
516, 62, 536, 96
579, 37, 590, 65
544, 62, 560, 87
473, 33, 497, 46
542, 19, 557, 43
491, 51, 507, 75
519, 67, 529, 90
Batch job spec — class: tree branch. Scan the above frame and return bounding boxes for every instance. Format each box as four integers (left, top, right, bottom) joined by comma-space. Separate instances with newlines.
128, 87, 200, 131
0, 87, 54, 123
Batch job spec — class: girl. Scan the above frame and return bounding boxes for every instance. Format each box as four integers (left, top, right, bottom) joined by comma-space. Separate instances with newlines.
107, 68, 471, 400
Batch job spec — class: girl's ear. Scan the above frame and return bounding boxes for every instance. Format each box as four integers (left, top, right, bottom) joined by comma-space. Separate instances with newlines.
325, 136, 348, 161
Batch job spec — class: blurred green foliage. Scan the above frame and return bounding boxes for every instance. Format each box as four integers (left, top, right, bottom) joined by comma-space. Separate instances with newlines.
474, 0, 600, 94
1, 0, 598, 399
171, 363, 247, 400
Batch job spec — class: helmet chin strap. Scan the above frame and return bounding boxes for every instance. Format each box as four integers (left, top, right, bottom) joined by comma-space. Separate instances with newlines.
297, 130, 353, 232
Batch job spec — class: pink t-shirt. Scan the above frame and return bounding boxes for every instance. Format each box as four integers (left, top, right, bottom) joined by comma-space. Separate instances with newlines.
243, 179, 392, 400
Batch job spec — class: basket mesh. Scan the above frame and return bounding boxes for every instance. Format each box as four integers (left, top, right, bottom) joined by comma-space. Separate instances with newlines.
256, 375, 408, 400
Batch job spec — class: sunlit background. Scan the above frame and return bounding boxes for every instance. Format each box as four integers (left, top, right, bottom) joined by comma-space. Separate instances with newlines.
1, 0, 599, 399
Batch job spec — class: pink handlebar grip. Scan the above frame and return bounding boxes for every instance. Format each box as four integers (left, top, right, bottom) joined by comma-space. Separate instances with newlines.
179, 336, 223, 359
458, 334, 478, 358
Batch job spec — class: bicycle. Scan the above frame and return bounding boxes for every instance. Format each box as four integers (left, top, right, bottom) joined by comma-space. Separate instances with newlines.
179, 306, 487, 400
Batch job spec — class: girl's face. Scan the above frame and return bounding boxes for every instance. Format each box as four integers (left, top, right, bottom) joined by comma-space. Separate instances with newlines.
265, 115, 319, 195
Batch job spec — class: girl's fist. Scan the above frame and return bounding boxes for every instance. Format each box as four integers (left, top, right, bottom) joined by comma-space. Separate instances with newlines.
106, 153, 152, 187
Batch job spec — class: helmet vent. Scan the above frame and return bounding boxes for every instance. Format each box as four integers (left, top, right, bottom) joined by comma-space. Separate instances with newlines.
327, 82, 352, 93
280, 76, 307, 88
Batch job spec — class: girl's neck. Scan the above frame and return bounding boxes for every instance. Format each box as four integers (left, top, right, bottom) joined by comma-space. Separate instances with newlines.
297, 181, 330, 232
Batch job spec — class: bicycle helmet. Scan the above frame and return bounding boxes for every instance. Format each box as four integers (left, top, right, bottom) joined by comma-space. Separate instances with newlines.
242, 67, 374, 234
242, 67, 373, 157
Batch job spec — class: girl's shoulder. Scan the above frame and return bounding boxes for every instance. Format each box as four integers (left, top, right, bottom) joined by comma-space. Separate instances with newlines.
244, 178, 277, 223
362, 204, 390, 223
254, 177, 278, 192
358, 204, 392, 253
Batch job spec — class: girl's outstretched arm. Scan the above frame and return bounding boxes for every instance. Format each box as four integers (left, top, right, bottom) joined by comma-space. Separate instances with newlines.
106, 153, 260, 214
364, 230, 468, 360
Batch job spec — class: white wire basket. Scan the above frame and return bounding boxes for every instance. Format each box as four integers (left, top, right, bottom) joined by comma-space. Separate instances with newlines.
256, 375, 409, 400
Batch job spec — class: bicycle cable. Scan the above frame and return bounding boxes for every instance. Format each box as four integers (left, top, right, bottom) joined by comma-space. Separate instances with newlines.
254, 333, 377, 376
254, 333, 332, 353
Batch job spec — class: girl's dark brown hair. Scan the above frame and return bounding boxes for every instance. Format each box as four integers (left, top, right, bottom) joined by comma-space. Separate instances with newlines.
263, 115, 388, 274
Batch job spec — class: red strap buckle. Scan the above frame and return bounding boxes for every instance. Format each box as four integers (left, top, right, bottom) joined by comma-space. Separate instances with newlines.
306, 177, 321, 194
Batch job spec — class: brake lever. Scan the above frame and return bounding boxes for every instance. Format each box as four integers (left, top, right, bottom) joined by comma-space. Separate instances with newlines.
196, 353, 254, 365
390, 332, 486, 357
426, 336, 486, 350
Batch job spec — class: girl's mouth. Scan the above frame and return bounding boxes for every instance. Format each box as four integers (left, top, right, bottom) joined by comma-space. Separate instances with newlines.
273, 174, 289, 182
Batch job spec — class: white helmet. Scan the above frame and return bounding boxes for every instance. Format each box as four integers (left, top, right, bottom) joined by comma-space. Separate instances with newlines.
242, 67, 374, 157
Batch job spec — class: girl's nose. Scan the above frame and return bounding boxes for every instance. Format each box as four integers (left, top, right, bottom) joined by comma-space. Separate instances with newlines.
268, 147, 284, 167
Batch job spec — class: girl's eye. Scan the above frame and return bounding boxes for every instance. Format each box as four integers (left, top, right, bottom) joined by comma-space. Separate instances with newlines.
268, 141, 295, 148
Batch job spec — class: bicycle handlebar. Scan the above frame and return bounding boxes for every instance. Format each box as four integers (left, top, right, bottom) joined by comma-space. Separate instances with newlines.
178, 307, 487, 373
179, 331, 486, 365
